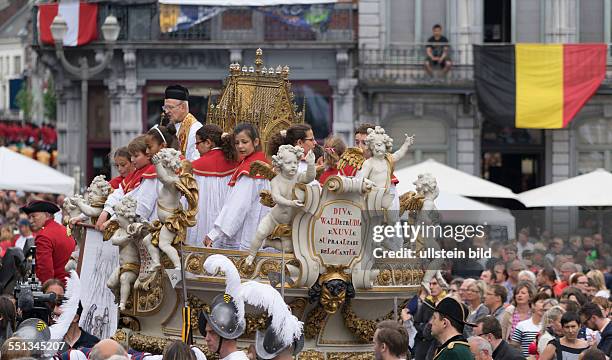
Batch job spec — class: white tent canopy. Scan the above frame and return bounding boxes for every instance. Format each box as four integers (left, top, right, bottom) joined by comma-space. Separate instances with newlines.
395, 159, 518, 199
518, 168, 612, 207
158, 0, 337, 5
0, 146, 74, 196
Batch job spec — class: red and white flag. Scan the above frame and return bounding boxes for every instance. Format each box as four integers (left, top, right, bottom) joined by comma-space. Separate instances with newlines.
38, 1, 98, 46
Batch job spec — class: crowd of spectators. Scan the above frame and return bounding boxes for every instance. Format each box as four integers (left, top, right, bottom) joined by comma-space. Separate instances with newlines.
400, 227, 612, 360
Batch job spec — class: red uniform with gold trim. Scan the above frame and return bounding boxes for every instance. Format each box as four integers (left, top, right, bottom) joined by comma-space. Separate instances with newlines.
228, 151, 270, 186
35, 219, 76, 284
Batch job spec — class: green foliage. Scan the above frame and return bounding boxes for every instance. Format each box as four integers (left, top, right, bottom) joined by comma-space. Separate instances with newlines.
43, 78, 56, 121
15, 84, 32, 121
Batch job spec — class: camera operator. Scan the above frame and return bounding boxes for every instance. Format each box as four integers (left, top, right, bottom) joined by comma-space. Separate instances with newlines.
43, 278, 99, 350
20, 201, 75, 285
42, 278, 63, 324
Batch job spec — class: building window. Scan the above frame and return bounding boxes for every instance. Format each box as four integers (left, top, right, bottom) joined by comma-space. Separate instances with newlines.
384, 118, 449, 169
576, 118, 612, 174
13, 56, 20, 74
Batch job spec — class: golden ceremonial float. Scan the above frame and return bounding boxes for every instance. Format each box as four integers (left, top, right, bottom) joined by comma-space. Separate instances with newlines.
70, 50, 426, 360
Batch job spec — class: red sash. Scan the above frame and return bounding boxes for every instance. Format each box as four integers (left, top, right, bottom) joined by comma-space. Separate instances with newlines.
122, 164, 152, 193
319, 167, 339, 184
192, 149, 238, 177
228, 151, 270, 187
109, 176, 124, 190
142, 164, 157, 180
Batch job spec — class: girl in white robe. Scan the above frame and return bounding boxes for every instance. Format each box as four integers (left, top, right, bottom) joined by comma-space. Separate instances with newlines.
187, 124, 238, 247
205, 123, 271, 250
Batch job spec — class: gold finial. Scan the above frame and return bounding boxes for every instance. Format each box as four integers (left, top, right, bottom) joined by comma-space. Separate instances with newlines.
230, 63, 241, 75
255, 48, 263, 73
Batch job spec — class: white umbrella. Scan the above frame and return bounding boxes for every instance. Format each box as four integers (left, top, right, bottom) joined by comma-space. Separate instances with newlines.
0, 146, 75, 195
517, 168, 612, 207
395, 158, 517, 199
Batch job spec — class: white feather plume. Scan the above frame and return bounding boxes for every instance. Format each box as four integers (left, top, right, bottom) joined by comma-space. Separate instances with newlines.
203, 255, 244, 324
238, 281, 303, 347
50, 270, 81, 340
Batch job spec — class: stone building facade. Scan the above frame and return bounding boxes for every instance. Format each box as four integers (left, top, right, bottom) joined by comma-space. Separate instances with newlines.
33, 1, 357, 190
357, 0, 612, 235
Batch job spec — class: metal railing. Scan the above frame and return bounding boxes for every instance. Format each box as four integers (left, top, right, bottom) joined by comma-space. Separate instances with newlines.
32, 3, 354, 45
359, 43, 474, 85
360, 43, 612, 86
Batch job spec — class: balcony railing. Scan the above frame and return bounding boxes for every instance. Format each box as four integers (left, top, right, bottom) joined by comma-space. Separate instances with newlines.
360, 43, 612, 87
32, 3, 355, 45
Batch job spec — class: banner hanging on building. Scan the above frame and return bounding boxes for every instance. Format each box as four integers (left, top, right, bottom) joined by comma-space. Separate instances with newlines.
159, 4, 224, 33
160, 3, 333, 34
38, 2, 98, 46
474, 44, 607, 129
258, 4, 333, 33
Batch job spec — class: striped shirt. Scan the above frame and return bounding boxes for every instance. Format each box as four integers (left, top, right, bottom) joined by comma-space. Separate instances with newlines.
511, 317, 540, 357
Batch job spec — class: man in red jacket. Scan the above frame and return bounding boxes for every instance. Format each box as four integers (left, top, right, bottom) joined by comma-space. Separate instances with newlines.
21, 200, 75, 284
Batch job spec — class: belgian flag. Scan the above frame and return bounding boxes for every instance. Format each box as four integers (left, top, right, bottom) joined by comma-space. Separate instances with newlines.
474, 44, 607, 129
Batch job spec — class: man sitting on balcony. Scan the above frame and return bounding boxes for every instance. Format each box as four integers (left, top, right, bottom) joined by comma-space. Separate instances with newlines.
425, 24, 452, 76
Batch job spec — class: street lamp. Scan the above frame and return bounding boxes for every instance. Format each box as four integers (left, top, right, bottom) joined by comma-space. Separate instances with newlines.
50, 14, 120, 191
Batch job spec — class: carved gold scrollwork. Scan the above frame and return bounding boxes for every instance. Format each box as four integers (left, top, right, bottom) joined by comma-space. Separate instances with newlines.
342, 298, 411, 343
304, 304, 329, 340
235, 257, 256, 278
259, 259, 280, 278
132, 271, 164, 314
377, 269, 392, 286
244, 312, 268, 337
297, 350, 325, 360
341, 302, 376, 343
186, 254, 204, 275
327, 352, 375, 360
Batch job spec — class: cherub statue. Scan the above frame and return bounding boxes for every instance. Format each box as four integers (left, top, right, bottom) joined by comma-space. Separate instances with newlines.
62, 197, 84, 272
106, 196, 143, 311
412, 173, 448, 294
360, 126, 414, 219
72, 175, 112, 221
142, 148, 198, 272
245, 145, 316, 266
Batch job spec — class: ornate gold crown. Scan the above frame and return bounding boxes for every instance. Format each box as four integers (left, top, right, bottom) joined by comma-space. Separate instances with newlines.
206, 48, 306, 154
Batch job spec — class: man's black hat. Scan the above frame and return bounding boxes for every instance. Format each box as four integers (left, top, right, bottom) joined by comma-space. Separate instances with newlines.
425, 297, 475, 327
20, 200, 60, 215
165, 85, 189, 101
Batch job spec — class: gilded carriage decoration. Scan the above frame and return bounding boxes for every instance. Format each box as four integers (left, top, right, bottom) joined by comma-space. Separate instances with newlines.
68, 49, 429, 358
206, 48, 306, 154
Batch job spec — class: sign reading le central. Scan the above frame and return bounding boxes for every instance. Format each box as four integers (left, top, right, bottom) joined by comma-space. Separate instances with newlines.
313, 201, 362, 266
